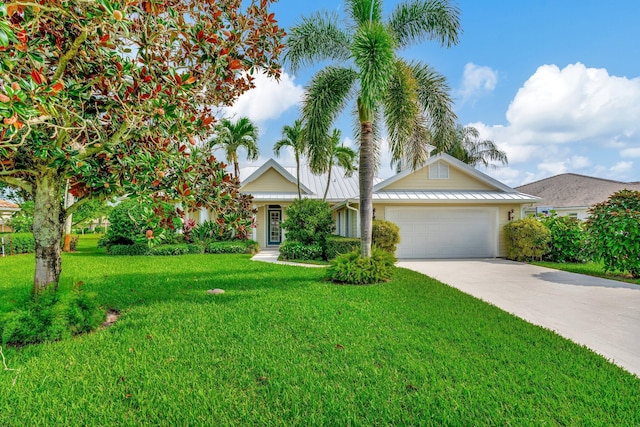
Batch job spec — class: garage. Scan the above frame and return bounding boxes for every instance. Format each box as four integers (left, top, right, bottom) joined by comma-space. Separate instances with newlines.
385, 207, 497, 259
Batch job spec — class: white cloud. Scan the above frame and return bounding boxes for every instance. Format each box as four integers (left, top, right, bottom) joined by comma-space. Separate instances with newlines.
504, 63, 640, 145
621, 147, 640, 158
224, 72, 303, 123
459, 63, 498, 102
610, 161, 633, 174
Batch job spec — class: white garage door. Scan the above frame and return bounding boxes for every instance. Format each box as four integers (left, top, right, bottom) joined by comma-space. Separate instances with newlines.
385, 207, 497, 259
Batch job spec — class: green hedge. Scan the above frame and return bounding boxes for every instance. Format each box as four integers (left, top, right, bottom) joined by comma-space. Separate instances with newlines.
279, 240, 324, 261
205, 240, 258, 254
325, 235, 361, 260
108, 243, 151, 256
150, 244, 204, 256
504, 217, 551, 261
1, 233, 35, 255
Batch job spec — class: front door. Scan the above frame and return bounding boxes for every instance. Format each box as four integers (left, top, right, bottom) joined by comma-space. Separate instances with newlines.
267, 208, 282, 245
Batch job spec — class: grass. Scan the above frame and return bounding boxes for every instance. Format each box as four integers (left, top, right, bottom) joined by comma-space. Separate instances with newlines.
0, 236, 639, 425
532, 260, 640, 285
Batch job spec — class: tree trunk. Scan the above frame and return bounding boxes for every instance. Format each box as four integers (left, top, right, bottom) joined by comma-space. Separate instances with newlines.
63, 185, 74, 252
32, 170, 65, 295
359, 121, 374, 258
323, 164, 332, 202
295, 154, 301, 199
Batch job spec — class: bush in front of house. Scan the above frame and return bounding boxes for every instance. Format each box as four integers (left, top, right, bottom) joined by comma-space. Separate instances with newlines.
279, 240, 324, 261
504, 217, 551, 261
325, 235, 361, 260
282, 199, 334, 247
328, 247, 396, 285
586, 189, 640, 278
205, 240, 258, 254
108, 243, 151, 256
538, 214, 586, 263
1, 233, 35, 254
372, 219, 400, 254
98, 199, 147, 249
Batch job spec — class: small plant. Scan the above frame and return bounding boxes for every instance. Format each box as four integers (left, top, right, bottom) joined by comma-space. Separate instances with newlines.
1, 285, 104, 345
504, 217, 551, 261
538, 214, 586, 263
325, 235, 361, 260
327, 247, 396, 285
372, 219, 400, 254
182, 218, 197, 243
586, 190, 640, 278
279, 240, 324, 261
205, 240, 258, 254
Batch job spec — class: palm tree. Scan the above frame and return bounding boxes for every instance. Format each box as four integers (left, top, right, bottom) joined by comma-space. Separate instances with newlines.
444, 125, 508, 168
286, 0, 461, 257
273, 119, 307, 199
211, 117, 259, 178
321, 129, 357, 201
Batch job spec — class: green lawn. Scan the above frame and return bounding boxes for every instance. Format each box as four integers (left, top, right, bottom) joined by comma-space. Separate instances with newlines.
1, 236, 639, 426
533, 261, 640, 286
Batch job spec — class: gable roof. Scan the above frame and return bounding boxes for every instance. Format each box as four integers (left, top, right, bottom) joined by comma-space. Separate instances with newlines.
240, 158, 314, 196
374, 153, 518, 193
239, 158, 374, 202
515, 173, 640, 208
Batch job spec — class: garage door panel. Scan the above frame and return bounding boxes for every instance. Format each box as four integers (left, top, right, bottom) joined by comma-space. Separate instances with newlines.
386, 207, 496, 259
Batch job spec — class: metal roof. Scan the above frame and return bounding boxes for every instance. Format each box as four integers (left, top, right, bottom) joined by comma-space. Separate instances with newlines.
0, 199, 19, 210
372, 191, 540, 202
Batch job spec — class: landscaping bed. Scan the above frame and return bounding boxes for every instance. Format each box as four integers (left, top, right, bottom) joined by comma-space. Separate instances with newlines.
532, 261, 640, 286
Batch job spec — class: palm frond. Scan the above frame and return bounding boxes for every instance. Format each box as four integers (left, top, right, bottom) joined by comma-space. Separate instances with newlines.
389, 0, 462, 48
409, 61, 457, 151
346, 0, 383, 25
352, 21, 396, 115
303, 66, 358, 173
285, 11, 352, 73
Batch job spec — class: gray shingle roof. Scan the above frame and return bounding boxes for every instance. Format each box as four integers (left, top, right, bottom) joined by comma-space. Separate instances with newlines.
515, 173, 640, 208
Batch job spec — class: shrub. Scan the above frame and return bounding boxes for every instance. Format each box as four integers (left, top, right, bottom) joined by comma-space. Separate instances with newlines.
281, 199, 334, 247
504, 217, 551, 261
150, 244, 192, 256
325, 235, 361, 260
108, 243, 151, 256
279, 240, 323, 261
372, 219, 400, 254
8, 201, 33, 233
94, 226, 105, 234
1, 287, 104, 345
99, 199, 147, 248
328, 247, 396, 285
538, 214, 586, 263
205, 240, 257, 254
1, 233, 35, 254
586, 190, 640, 278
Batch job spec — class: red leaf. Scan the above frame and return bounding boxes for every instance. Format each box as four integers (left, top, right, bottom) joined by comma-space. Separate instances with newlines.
152, 179, 161, 186
229, 59, 242, 70
184, 75, 196, 85
100, 34, 110, 44
50, 81, 64, 93
202, 116, 213, 126
197, 30, 204, 41
175, 74, 182, 85
31, 70, 43, 85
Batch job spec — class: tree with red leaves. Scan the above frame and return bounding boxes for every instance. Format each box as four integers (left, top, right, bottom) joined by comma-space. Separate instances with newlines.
0, 0, 285, 294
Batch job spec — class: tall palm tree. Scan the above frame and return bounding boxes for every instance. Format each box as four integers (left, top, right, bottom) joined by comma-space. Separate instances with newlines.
286, 0, 461, 257
273, 119, 307, 199
211, 117, 259, 178
444, 125, 508, 168
321, 129, 357, 201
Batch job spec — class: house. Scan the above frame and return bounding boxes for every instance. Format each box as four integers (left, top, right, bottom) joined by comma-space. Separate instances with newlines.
194, 154, 540, 258
516, 173, 640, 220
0, 199, 20, 232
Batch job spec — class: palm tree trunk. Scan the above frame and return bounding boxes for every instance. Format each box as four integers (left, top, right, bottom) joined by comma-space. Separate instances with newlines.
323, 164, 332, 202
359, 121, 374, 258
32, 169, 65, 294
295, 154, 301, 199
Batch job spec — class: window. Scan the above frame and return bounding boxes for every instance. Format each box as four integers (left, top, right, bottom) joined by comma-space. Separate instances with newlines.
429, 162, 449, 179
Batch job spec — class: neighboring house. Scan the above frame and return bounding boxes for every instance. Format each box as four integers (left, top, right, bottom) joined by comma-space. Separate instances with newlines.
194, 154, 539, 258
516, 173, 640, 220
0, 199, 20, 232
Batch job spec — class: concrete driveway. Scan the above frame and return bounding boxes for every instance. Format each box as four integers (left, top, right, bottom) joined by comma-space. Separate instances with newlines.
397, 258, 640, 377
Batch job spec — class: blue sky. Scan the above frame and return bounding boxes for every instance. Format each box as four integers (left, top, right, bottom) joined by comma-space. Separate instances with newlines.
223, 0, 640, 186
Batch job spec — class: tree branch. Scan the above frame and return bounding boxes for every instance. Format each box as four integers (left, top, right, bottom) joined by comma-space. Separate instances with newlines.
52, 28, 88, 82
0, 176, 33, 194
